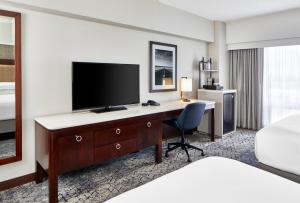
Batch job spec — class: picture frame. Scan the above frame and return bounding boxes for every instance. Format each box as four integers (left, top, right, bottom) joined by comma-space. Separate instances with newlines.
150, 41, 177, 92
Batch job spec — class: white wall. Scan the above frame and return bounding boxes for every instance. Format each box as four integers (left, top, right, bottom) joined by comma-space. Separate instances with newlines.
0, 17, 14, 45
227, 8, 300, 49
0, 6, 207, 182
208, 21, 229, 88
2, 0, 214, 42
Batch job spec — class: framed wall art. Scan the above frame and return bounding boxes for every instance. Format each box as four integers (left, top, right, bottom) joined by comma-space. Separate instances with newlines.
150, 41, 177, 92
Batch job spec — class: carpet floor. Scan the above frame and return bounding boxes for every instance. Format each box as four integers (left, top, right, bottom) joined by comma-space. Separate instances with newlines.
0, 129, 257, 203
0, 139, 15, 159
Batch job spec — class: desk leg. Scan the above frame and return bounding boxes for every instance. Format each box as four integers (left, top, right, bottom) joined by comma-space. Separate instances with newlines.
155, 143, 162, 163
48, 167, 58, 203
155, 125, 162, 163
210, 108, 215, 142
48, 136, 58, 203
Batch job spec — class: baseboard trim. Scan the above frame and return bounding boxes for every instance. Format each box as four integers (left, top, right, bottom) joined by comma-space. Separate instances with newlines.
0, 173, 36, 192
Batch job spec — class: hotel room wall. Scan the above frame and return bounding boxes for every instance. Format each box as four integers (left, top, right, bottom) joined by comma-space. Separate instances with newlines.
0, 20, 14, 45
0, 6, 207, 182
2, 0, 214, 42
227, 8, 300, 49
208, 21, 229, 88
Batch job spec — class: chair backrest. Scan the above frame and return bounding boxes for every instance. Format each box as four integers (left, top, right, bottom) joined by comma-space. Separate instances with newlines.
176, 102, 206, 130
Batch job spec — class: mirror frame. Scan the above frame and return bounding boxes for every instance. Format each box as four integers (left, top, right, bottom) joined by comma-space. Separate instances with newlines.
0, 10, 22, 165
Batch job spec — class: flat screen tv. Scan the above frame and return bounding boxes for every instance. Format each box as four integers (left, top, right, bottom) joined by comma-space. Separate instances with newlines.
72, 62, 140, 112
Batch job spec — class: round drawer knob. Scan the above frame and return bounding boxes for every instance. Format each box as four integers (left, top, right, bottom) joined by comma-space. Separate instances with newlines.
115, 143, 121, 150
115, 128, 121, 135
75, 135, 82, 142
147, 122, 152, 128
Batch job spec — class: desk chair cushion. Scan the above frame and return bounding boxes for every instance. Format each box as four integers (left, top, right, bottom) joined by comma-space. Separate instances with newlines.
177, 102, 206, 130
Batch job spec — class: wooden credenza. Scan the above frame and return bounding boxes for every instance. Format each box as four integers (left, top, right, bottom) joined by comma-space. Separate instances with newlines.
35, 100, 215, 203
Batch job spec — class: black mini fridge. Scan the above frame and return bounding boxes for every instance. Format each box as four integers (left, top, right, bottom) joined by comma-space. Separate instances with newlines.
223, 93, 235, 134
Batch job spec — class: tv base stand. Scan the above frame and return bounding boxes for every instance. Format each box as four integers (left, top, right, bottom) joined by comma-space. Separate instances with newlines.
90, 105, 127, 113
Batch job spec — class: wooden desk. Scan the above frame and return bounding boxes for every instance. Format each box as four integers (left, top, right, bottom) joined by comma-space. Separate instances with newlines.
35, 99, 215, 203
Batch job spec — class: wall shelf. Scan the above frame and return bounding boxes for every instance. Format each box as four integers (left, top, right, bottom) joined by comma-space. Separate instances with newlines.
201, 69, 219, 72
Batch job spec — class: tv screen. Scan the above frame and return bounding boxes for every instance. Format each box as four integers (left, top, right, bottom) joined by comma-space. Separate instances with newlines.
72, 62, 140, 111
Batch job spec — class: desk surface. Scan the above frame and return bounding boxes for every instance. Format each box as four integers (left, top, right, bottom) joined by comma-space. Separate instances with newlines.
35, 99, 215, 130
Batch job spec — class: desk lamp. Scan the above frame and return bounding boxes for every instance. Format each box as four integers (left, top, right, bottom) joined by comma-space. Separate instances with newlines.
181, 77, 192, 102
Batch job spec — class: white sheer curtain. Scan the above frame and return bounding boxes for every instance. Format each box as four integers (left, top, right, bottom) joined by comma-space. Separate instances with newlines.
263, 45, 300, 125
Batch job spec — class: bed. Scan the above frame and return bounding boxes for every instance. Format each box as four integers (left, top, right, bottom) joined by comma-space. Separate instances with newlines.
105, 157, 300, 203
255, 114, 300, 181
0, 82, 15, 134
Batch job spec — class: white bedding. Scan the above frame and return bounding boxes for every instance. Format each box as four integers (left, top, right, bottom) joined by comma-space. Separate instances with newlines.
0, 82, 15, 95
255, 114, 300, 176
0, 94, 15, 120
105, 157, 300, 203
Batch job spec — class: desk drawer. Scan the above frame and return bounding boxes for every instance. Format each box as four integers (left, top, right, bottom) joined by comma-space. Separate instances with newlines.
94, 125, 137, 147
137, 119, 161, 149
94, 139, 137, 163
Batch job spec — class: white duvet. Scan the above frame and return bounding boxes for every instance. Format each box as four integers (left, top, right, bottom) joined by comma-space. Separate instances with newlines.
0, 94, 15, 120
256, 114, 300, 176
105, 157, 300, 203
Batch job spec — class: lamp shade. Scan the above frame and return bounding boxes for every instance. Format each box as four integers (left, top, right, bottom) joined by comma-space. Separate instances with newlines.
181, 78, 192, 92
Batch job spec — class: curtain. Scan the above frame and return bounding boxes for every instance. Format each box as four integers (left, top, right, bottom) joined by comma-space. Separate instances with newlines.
229, 48, 264, 130
263, 45, 300, 125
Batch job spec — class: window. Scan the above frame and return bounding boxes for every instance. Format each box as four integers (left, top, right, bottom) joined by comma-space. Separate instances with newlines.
263, 45, 300, 125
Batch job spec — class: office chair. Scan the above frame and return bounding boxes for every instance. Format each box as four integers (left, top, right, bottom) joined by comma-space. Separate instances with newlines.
164, 102, 206, 162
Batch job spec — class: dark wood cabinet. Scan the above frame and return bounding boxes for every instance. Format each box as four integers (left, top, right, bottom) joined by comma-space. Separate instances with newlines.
35, 114, 164, 203
57, 132, 94, 173
137, 119, 161, 149
35, 102, 215, 203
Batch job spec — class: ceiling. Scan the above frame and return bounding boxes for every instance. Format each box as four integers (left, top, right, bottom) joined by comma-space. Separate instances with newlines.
159, 0, 300, 21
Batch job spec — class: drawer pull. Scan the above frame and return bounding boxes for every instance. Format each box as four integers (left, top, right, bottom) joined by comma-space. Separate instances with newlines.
115, 143, 121, 150
75, 135, 82, 142
115, 128, 121, 135
147, 122, 152, 128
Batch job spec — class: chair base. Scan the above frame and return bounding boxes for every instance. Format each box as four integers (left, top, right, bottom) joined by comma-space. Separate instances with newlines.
165, 141, 205, 162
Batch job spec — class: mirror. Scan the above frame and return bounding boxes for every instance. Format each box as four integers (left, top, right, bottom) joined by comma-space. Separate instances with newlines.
0, 10, 21, 165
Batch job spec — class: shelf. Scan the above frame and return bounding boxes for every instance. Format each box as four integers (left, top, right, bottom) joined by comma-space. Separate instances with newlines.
201, 69, 219, 72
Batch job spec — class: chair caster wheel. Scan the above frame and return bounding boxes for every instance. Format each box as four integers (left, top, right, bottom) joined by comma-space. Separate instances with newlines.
187, 158, 192, 162
165, 153, 169, 157
201, 152, 205, 156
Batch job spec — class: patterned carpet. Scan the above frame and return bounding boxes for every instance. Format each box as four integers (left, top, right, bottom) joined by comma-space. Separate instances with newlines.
0, 129, 257, 203
0, 139, 15, 159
